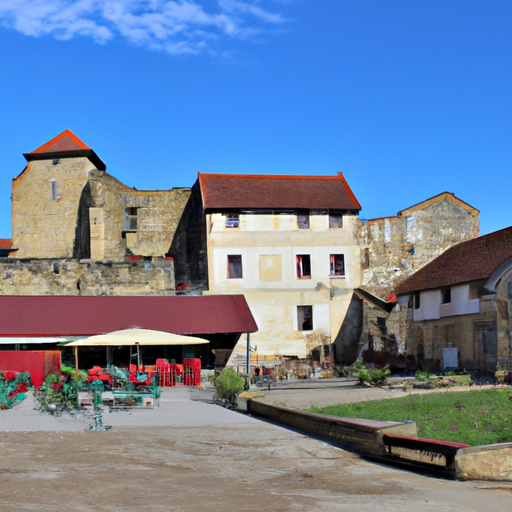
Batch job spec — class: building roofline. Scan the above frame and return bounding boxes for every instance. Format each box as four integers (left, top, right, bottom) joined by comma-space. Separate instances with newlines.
353, 288, 395, 313
394, 225, 512, 295
198, 172, 349, 181
23, 129, 106, 171
197, 171, 362, 211
27, 129, 90, 153
398, 192, 479, 217
336, 172, 362, 210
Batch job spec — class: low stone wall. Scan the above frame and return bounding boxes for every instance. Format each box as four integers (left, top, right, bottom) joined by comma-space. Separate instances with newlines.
248, 399, 512, 481
455, 443, 512, 481
248, 399, 416, 457
0, 257, 176, 296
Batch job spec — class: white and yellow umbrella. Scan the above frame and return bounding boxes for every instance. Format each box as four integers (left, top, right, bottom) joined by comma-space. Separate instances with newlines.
66, 328, 208, 374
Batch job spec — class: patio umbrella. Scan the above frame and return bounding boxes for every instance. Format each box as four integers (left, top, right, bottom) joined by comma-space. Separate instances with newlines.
66, 328, 209, 374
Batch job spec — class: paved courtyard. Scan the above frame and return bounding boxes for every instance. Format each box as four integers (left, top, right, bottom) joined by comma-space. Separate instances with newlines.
0, 383, 511, 511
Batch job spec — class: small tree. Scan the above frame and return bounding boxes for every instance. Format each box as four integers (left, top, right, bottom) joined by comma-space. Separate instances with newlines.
214, 368, 245, 407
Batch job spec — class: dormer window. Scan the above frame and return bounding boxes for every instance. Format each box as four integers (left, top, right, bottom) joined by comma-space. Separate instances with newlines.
329, 210, 343, 229
297, 211, 310, 229
441, 287, 451, 304
225, 214, 240, 228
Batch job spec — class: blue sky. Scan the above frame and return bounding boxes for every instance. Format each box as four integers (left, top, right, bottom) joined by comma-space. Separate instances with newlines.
0, 0, 510, 238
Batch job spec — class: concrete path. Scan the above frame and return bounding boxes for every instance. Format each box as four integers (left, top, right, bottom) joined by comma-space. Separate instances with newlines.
0, 386, 255, 431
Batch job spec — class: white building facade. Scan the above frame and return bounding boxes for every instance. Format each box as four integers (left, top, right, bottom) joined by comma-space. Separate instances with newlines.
198, 173, 362, 362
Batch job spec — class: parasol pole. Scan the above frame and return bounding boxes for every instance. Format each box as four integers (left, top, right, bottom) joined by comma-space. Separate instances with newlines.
246, 333, 250, 374
75, 346, 79, 381
136, 342, 141, 370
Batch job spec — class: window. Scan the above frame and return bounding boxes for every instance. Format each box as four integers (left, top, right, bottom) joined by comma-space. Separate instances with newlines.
329, 211, 343, 229
297, 211, 310, 229
227, 255, 243, 279
225, 214, 240, 228
297, 305, 313, 331
469, 283, 479, 300
50, 180, 57, 201
296, 255, 311, 278
441, 287, 451, 304
124, 207, 138, 231
414, 291, 421, 309
329, 254, 345, 276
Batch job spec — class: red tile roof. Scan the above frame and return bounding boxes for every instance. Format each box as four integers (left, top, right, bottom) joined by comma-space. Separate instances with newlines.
0, 295, 258, 337
23, 129, 106, 170
395, 226, 512, 295
198, 172, 361, 211
0, 239, 11, 249
27, 129, 91, 154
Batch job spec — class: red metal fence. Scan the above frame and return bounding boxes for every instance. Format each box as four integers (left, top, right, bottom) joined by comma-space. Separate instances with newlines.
0, 351, 60, 389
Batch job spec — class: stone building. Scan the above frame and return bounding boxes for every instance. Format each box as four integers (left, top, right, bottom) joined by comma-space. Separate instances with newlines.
12, 129, 190, 261
360, 192, 479, 298
4, 129, 191, 296
392, 226, 512, 373
335, 193, 480, 366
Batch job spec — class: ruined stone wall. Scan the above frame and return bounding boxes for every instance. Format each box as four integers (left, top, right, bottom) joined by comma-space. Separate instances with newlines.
168, 181, 208, 289
11, 158, 190, 263
0, 257, 176, 296
361, 196, 479, 296
356, 296, 411, 369
87, 171, 190, 261
495, 268, 512, 370
12, 157, 96, 259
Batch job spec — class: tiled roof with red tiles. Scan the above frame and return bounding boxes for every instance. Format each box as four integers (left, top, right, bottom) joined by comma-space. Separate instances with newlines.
23, 129, 106, 170
198, 172, 361, 211
0, 295, 258, 337
395, 226, 512, 295
0, 239, 11, 249
27, 129, 91, 154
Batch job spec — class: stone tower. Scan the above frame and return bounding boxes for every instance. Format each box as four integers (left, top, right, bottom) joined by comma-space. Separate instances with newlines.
12, 129, 106, 259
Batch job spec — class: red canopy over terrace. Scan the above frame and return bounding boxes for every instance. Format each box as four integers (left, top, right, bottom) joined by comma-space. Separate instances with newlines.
0, 295, 257, 337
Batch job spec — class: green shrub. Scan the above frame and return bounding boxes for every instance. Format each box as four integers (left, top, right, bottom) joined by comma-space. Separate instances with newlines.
358, 366, 391, 386
45, 373, 60, 384
343, 360, 366, 377
214, 368, 245, 406
414, 370, 431, 381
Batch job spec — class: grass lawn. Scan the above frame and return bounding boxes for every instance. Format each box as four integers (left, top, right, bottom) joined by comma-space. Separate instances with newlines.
309, 388, 512, 446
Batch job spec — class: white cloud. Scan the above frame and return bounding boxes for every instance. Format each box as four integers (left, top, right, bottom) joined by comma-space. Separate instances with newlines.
0, 0, 286, 54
